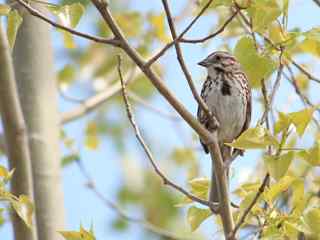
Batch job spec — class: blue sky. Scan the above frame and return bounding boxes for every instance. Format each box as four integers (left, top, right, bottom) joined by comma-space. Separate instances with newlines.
1, 0, 320, 239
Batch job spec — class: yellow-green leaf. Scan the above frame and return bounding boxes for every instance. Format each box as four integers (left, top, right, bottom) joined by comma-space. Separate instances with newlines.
57, 3, 84, 28
298, 140, 320, 166
11, 195, 34, 228
234, 37, 276, 88
7, 10, 23, 49
237, 191, 262, 222
304, 208, 320, 235
247, 0, 281, 32
187, 206, 211, 232
289, 107, 315, 136
291, 178, 305, 217
149, 14, 169, 43
0, 4, 10, 16
59, 225, 95, 240
226, 126, 278, 150
274, 112, 291, 134
264, 176, 295, 203
0, 166, 14, 182
265, 151, 294, 181
85, 122, 100, 150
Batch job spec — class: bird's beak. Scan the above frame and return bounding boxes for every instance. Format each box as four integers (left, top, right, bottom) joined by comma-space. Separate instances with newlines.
198, 59, 210, 67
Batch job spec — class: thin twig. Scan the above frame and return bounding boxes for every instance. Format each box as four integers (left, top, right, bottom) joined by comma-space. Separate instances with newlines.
117, 55, 218, 211
127, 92, 181, 121
230, 174, 270, 239
269, 49, 284, 107
180, 9, 239, 43
284, 66, 320, 129
61, 67, 137, 124
237, 9, 320, 85
76, 159, 192, 240
16, 0, 120, 46
313, 0, 320, 7
259, 48, 284, 125
145, 0, 215, 67
161, 0, 219, 136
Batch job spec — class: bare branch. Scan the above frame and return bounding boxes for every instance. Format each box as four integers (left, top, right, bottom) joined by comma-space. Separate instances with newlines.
259, 48, 284, 125
289, 59, 320, 84
16, 0, 121, 46
117, 55, 218, 210
180, 9, 239, 43
236, 9, 320, 85
161, 0, 219, 135
88, 1, 238, 236
145, 0, 215, 67
127, 92, 181, 121
76, 160, 193, 240
61, 68, 137, 124
230, 174, 270, 239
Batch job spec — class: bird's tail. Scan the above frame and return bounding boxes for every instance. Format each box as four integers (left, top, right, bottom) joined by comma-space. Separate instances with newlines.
209, 145, 231, 204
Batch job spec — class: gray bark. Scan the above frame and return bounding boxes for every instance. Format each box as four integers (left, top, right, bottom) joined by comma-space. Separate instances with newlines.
0, 22, 37, 240
12, 5, 66, 240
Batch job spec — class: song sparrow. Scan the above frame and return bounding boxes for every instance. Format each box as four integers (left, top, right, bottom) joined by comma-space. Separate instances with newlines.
197, 51, 251, 203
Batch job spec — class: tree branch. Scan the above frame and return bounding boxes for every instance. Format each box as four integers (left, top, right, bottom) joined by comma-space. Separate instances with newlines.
236, 9, 320, 85
161, 0, 219, 138
61, 67, 137, 124
117, 55, 217, 210
76, 159, 193, 240
230, 174, 270, 239
127, 92, 181, 121
145, 0, 215, 67
180, 9, 239, 43
16, 0, 121, 46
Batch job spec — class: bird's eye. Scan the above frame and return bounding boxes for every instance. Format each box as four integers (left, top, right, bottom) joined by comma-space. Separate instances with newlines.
215, 55, 221, 61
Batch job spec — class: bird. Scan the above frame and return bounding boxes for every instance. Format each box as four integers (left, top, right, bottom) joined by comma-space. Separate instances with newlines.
197, 51, 251, 203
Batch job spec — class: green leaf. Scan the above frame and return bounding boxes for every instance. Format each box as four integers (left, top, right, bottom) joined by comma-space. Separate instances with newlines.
0, 4, 11, 16
59, 225, 95, 240
264, 175, 295, 203
274, 112, 291, 134
115, 12, 142, 37
226, 126, 278, 150
177, 177, 209, 207
7, 10, 23, 50
288, 107, 315, 136
61, 154, 80, 167
85, 122, 100, 150
304, 208, 320, 235
265, 151, 294, 181
171, 148, 196, 165
58, 3, 84, 28
0, 165, 14, 182
11, 195, 34, 228
234, 37, 276, 88
148, 14, 169, 43
298, 140, 320, 166
187, 206, 211, 231
247, 0, 281, 31
237, 191, 262, 222
58, 64, 76, 86
291, 178, 305, 217
189, 177, 209, 195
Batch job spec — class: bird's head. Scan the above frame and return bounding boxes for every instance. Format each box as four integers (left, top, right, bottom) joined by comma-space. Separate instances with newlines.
198, 51, 240, 73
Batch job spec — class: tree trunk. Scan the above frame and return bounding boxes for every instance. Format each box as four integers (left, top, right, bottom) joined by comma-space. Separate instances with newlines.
12, 5, 66, 240
0, 22, 37, 240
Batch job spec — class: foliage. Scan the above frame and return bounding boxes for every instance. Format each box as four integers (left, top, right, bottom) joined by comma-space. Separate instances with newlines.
0, 165, 34, 228
1, 0, 320, 239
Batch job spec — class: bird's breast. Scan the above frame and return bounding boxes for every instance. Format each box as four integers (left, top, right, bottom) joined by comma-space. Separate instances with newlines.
204, 74, 247, 143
